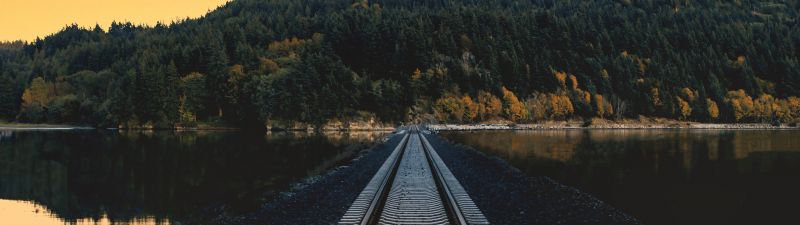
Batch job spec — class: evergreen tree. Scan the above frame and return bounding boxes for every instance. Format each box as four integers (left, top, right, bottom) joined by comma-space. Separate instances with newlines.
134, 51, 165, 124
206, 34, 230, 118
162, 61, 181, 124
0, 76, 16, 119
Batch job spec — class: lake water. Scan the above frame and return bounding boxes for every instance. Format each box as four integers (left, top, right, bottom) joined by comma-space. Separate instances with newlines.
0, 129, 389, 225
441, 129, 800, 225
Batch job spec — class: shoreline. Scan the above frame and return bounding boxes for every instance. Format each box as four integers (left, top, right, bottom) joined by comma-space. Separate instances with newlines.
6, 120, 799, 132
0, 123, 94, 130
0, 125, 398, 132
428, 121, 799, 131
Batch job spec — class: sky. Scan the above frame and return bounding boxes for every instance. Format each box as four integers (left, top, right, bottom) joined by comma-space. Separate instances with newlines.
0, 0, 230, 42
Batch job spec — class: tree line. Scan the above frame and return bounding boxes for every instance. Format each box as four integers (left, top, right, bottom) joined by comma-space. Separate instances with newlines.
1, 0, 799, 128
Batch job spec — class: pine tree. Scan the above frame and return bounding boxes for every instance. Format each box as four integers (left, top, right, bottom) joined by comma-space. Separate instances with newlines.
162, 61, 181, 125
134, 51, 165, 124
0, 76, 16, 119
181, 72, 208, 120
206, 34, 230, 118
107, 70, 137, 126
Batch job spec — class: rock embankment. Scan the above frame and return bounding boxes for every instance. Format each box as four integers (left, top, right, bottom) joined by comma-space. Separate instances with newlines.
208, 129, 643, 225
266, 118, 396, 131
211, 132, 404, 225
429, 118, 799, 131
423, 132, 642, 225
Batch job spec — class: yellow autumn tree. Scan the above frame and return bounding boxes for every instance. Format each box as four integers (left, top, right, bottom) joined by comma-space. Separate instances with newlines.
268, 37, 306, 53
259, 57, 280, 73
411, 68, 422, 81
594, 94, 606, 118
734, 55, 746, 67
591, 94, 615, 118
267, 33, 323, 57
677, 97, 692, 120
21, 77, 53, 108
606, 99, 615, 118
724, 89, 754, 122
753, 94, 775, 122
773, 99, 790, 122
560, 95, 575, 118
582, 91, 591, 104
461, 95, 479, 122
476, 90, 502, 120
568, 74, 578, 90
707, 98, 719, 121
787, 97, 800, 120
549, 93, 574, 119
433, 94, 464, 123
501, 87, 528, 122
554, 71, 567, 88
681, 87, 697, 102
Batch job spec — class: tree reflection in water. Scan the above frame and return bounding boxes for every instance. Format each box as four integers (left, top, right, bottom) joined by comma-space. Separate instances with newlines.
0, 129, 389, 224
442, 129, 800, 225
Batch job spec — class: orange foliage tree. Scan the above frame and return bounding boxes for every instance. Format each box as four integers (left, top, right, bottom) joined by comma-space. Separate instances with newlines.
476, 90, 502, 120
433, 93, 483, 123
461, 95, 479, 122
433, 94, 463, 123
592, 94, 614, 118
554, 71, 567, 88
568, 74, 578, 90
707, 98, 719, 121
724, 89, 754, 122
548, 93, 574, 119
501, 87, 528, 122
20, 77, 53, 109
753, 94, 775, 122
259, 57, 280, 73
676, 96, 692, 120
787, 97, 800, 121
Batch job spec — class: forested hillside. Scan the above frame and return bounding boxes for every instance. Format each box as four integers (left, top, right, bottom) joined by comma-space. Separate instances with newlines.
1, 0, 799, 128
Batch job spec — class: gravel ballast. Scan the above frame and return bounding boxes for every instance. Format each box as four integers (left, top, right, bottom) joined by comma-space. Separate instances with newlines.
218, 131, 641, 224
218, 132, 405, 225
423, 132, 642, 225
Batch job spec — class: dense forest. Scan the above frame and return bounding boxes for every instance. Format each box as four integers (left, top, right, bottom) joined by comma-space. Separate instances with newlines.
1, 0, 799, 129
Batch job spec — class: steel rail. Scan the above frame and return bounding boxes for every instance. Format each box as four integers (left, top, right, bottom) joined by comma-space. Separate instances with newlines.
340, 126, 488, 225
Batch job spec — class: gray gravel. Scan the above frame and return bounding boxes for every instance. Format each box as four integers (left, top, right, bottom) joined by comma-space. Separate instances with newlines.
207, 131, 642, 225
207, 133, 405, 225
423, 132, 642, 225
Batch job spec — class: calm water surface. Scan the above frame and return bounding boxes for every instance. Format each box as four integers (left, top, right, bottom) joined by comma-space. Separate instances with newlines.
441, 129, 800, 225
0, 129, 389, 225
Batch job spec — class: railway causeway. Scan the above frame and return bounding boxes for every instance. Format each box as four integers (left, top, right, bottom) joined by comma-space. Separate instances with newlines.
339, 126, 489, 225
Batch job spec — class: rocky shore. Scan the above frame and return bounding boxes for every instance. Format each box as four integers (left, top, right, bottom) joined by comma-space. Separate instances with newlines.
429, 118, 799, 131
208, 129, 642, 225
265, 118, 397, 131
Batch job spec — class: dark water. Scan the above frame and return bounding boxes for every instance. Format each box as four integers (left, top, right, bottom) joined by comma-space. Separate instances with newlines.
441, 129, 800, 225
0, 129, 389, 225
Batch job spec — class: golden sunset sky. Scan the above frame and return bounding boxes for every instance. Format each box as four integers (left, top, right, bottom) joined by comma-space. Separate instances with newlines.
0, 0, 230, 42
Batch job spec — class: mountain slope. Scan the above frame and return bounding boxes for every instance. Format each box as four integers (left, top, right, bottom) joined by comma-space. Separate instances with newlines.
0, 0, 798, 127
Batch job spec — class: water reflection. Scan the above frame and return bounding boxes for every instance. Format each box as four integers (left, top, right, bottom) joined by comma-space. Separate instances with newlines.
0, 199, 169, 225
0, 129, 390, 224
442, 129, 800, 225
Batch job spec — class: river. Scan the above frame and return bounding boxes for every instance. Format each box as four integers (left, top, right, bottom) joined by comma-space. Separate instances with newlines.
441, 129, 800, 225
0, 129, 390, 225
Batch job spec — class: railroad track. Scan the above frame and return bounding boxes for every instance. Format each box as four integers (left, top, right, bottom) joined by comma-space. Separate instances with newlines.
339, 126, 489, 225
